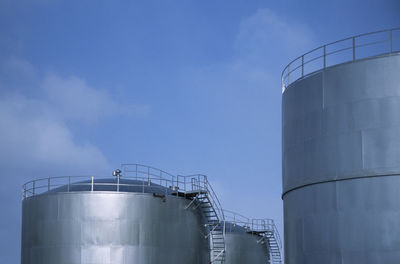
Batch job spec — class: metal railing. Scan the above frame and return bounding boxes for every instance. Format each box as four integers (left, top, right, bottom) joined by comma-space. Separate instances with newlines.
182, 173, 225, 222
22, 164, 225, 221
223, 209, 282, 249
281, 27, 400, 93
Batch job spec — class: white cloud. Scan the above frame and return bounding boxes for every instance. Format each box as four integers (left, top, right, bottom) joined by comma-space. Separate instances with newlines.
43, 74, 117, 123
42, 73, 149, 123
235, 8, 315, 63
0, 57, 149, 176
0, 94, 110, 175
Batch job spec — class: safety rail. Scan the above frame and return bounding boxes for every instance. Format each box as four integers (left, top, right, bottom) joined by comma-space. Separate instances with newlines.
122, 164, 225, 221
223, 210, 281, 249
183, 173, 225, 222
22, 175, 176, 199
281, 27, 400, 93
22, 164, 225, 222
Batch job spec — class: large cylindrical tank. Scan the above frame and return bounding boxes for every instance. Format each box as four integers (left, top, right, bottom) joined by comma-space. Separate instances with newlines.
21, 168, 210, 264
224, 222, 269, 264
282, 29, 400, 263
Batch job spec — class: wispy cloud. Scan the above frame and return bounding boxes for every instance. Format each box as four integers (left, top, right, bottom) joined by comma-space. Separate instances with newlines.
0, 94, 109, 174
0, 57, 149, 175
235, 8, 315, 64
42, 74, 149, 123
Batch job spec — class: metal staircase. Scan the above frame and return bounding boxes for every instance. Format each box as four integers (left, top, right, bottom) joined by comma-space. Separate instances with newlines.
253, 229, 282, 264
184, 176, 226, 264
265, 230, 282, 264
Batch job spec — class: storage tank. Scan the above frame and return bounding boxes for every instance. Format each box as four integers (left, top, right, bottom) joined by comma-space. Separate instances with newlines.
21, 164, 226, 264
222, 210, 282, 264
282, 28, 400, 263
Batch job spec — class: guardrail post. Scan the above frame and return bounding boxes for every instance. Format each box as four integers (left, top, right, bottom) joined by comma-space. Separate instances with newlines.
301, 55, 304, 77
352, 37, 356, 61
323, 45, 326, 68
117, 174, 120, 192
389, 30, 393, 53
223, 220, 226, 240
91, 176, 94, 192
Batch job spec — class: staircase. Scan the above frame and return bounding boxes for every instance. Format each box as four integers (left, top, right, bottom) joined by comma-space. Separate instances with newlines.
250, 229, 281, 264
184, 177, 226, 264
264, 230, 282, 264
199, 193, 225, 263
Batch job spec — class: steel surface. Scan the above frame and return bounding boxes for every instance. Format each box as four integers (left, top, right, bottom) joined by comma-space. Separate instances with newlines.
21, 192, 209, 264
282, 53, 400, 263
224, 231, 269, 264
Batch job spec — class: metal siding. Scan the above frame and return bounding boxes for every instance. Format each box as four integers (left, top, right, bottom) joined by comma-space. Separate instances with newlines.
224, 232, 269, 264
282, 53, 400, 263
21, 192, 209, 264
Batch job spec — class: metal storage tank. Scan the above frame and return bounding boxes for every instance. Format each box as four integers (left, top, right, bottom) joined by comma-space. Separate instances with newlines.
21, 164, 226, 264
222, 210, 282, 264
282, 28, 400, 264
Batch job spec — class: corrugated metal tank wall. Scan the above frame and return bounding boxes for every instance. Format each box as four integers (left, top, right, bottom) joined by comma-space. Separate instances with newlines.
21, 192, 209, 264
282, 53, 400, 263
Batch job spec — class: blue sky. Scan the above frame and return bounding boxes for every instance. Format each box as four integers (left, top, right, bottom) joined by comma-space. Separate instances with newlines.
0, 0, 399, 262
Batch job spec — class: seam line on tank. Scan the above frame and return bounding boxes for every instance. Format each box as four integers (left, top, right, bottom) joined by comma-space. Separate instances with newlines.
281, 172, 400, 199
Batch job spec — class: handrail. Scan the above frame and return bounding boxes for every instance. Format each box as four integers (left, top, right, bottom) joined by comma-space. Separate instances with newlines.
223, 209, 282, 249
281, 27, 400, 93
121, 163, 176, 178
22, 164, 225, 223
22, 175, 179, 199
183, 173, 225, 221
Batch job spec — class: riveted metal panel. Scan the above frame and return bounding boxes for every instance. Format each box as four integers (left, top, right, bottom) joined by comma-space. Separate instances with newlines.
282, 53, 400, 264
21, 192, 209, 264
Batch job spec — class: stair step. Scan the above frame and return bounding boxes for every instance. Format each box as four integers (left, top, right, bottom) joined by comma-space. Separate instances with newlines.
192, 192, 226, 263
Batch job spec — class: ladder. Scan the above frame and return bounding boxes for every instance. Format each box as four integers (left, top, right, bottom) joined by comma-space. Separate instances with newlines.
184, 178, 226, 264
